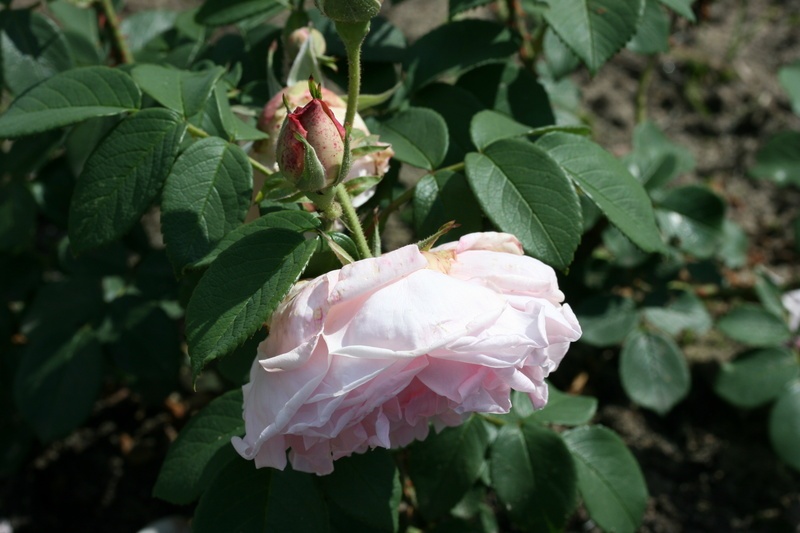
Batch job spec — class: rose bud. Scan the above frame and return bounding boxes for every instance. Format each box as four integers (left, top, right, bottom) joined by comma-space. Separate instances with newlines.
232, 232, 582, 475
285, 27, 327, 65
276, 87, 346, 192
252, 82, 393, 209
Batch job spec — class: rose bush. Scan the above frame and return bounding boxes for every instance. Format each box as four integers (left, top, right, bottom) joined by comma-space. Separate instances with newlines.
232, 232, 582, 475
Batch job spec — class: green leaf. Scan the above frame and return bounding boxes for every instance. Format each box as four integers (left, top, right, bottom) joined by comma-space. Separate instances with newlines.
769, 383, 800, 472
0, 66, 141, 138
190, 210, 321, 270
406, 20, 517, 90
643, 289, 711, 336
68, 108, 186, 254
717, 304, 792, 347
469, 110, 533, 151
562, 425, 648, 533
407, 416, 491, 520
537, 132, 666, 254
153, 390, 245, 505
196, 0, 286, 26
748, 131, 800, 187
714, 347, 799, 409
186, 229, 318, 377
449, 0, 493, 18
625, 120, 695, 190
627, 0, 669, 55
162, 137, 253, 274
465, 139, 581, 270
193, 456, 329, 533
490, 423, 578, 531
659, 0, 696, 21
411, 83, 485, 166
778, 61, 800, 116
620, 329, 690, 415
120, 10, 177, 54
717, 219, 748, 269
544, 0, 644, 73
457, 62, 555, 129
49, 1, 100, 45
413, 170, 483, 243
373, 107, 448, 170
131, 65, 225, 117
575, 295, 639, 348
13, 325, 103, 441
543, 27, 581, 80
108, 297, 181, 401
319, 449, 401, 532
529, 386, 598, 426
0, 10, 73, 95
0, 180, 37, 252
754, 270, 787, 320
656, 185, 726, 259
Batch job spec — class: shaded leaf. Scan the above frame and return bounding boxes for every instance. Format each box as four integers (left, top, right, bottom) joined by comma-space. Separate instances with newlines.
769, 383, 800, 472
68, 108, 186, 253
196, 0, 285, 27
748, 131, 800, 187
153, 390, 245, 505
162, 137, 253, 274
717, 304, 792, 347
372, 107, 448, 170
715, 347, 799, 408
656, 185, 725, 259
14, 325, 103, 441
407, 416, 490, 520
0, 10, 73, 95
319, 449, 401, 532
576, 295, 639, 347
490, 423, 577, 531
405, 20, 517, 90
193, 456, 329, 533
620, 329, 690, 415
413, 170, 482, 243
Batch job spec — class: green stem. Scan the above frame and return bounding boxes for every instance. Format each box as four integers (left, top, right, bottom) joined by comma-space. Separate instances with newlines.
335, 184, 372, 258
99, 0, 134, 64
186, 123, 274, 178
635, 55, 656, 124
335, 20, 370, 131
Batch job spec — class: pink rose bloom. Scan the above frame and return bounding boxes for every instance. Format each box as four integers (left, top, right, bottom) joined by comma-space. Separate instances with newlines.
232, 232, 581, 475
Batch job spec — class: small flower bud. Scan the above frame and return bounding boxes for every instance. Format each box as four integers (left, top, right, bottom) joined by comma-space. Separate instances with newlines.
276, 91, 346, 192
314, 0, 382, 22
285, 27, 327, 64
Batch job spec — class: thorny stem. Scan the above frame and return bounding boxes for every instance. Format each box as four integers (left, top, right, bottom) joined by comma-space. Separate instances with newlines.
99, 0, 134, 64
186, 123, 274, 180
335, 184, 373, 258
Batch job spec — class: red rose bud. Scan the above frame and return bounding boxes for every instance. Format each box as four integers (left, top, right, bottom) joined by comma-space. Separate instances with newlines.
276, 94, 346, 192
